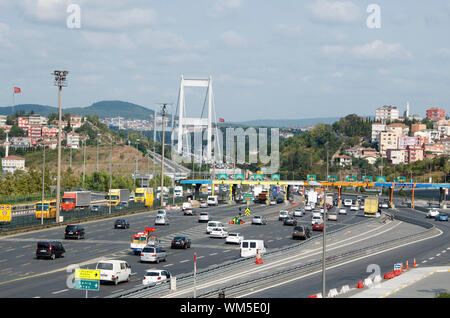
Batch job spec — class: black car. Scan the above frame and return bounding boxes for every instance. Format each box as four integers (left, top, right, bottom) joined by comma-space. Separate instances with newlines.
114, 219, 130, 229
64, 225, 85, 239
276, 197, 284, 204
292, 226, 311, 240
283, 216, 297, 226
171, 236, 191, 249
36, 241, 65, 260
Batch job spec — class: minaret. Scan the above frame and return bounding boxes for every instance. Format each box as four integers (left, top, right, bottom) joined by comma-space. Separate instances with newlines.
406, 101, 410, 119
5, 132, 9, 158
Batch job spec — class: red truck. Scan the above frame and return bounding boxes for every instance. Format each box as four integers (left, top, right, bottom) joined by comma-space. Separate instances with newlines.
61, 191, 91, 211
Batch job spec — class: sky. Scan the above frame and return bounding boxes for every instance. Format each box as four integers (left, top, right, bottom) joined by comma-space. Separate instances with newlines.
0, 0, 449, 121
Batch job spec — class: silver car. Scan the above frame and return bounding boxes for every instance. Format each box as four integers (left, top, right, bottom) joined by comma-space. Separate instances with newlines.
140, 245, 167, 263
252, 215, 267, 225
293, 208, 304, 217
155, 215, 169, 226
198, 212, 210, 223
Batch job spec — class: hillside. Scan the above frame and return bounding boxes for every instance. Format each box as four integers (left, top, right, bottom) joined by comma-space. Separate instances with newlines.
234, 117, 342, 128
0, 100, 155, 119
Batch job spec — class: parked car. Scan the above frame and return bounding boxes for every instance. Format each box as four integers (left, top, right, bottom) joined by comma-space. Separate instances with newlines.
200, 201, 208, 208
292, 226, 310, 240
279, 210, 289, 221
328, 212, 338, 221
64, 225, 85, 240
226, 232, 244, 244
283, 216, 297, 226
171, 236, 191, 249
426, 208, 440, 219
312, 222, 324, 231
293, 208, 304, 217
252, 215, 267, 225
96, 260, 131, 285
435, 213, 448, 222
36, 241, 65, 260
140, 245, 167, 263
198, 212, 210, 223
210, 227, 228, 239
142, 269, 172, 286
114, 219, 130, 229
339, 208, 347, 215
155, 215, 169, 226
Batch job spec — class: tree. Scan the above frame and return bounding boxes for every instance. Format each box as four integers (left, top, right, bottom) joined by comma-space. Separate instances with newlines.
9, 125, 25, 137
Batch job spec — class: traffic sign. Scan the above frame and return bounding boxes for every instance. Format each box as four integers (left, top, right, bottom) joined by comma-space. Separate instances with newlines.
271, 174, 280, 181
346, 175, 356, 182
74, 279, 99, 291
75, 269, 100, 280
307, 175, 316, 182
254, 174, 264, 181
327, 175, 337, 182
218, 174, 228, 180
397, 177, 406, 183
235, 174, 245, 180
244, 193, 253, 201
244, 208, 251, 216
0, 204, 12, 222
362, 176, 373, 183
376, 176, 387, 183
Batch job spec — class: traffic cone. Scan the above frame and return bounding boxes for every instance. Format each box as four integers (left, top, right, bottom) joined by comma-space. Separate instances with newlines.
356, 281, 364, 289
405, 260, 409, 271
255, 253, 263, 264
400, 263, 403, 272
413, 258, 416, 268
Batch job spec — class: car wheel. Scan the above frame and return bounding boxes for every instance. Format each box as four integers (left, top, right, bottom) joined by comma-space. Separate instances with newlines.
50, 253, 56, 260
127, 275, 130, 282
156, 258, 160, 264
114, 277, 119, 285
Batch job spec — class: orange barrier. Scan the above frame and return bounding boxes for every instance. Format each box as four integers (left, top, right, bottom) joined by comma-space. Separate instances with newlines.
413, 258, 416, 268
356, 281, 364, 288
405, 260, 409, 271
384, 272, 395, 279
255, 252, 263, 265
308, 294, 318, 298
393, 270, 402, 276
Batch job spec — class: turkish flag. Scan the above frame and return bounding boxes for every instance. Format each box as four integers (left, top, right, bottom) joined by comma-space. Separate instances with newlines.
219, 118, 225, 123
14, 87, 21, 94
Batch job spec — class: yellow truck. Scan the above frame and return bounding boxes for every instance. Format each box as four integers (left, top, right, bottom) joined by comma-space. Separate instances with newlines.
144, 189, 154, 208
364, 197, 379, 217
134, 188, 147, 203
106, 189, 130, 207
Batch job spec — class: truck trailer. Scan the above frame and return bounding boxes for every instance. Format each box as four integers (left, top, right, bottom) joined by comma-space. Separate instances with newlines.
61, 191, 91, 211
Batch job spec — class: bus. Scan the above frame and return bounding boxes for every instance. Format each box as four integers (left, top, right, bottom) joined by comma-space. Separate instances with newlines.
35, 200, 57, 219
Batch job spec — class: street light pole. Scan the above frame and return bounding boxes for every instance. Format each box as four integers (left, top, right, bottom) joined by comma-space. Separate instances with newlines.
83, 139, 86, 188
96, 133, 100, 172
160, 104, 167, 207
41, 145, 46, 225
322, 189, 327, 298
53, 70, 68, 223
109, 140, 112, 215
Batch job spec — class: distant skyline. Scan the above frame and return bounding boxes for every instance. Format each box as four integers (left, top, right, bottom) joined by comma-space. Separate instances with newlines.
0, 1, 449, 121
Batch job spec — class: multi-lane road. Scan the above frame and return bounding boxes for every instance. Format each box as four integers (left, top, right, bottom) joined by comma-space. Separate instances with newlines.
0, 194, 448, 298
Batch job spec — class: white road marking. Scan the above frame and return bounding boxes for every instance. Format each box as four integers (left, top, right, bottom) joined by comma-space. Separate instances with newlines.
429, 257, 434, 260
198, 256, 205, 259
52, 289, 68, 295
131, 272, 137, 276
422, 260, 427, 263
436, 253, 441, 257
163, 264, 173, 267
180, 260, 189, 263
209, 253, 218, 256
223, 250, 231, 253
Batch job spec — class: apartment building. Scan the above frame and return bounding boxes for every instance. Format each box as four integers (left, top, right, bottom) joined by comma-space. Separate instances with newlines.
387, 149, 407, 165
411, 123, 427, 134
1, 155, 26, 174
407, 146, 424, 163
42, 126, 59, 138
27, 124, 42, 139
398, 136, 419, 150
371, 122, 386, 143
426, 107, 446, 121
0, 115, 6, 126
424, 143, 444, 155
67, 132, 80, 149
387, 123, 409, 136
414, 129, 440, 143
70, 115, 83, 130
17, 116, 29, 130
379, 131, 399, 157
375, 106, 399, 122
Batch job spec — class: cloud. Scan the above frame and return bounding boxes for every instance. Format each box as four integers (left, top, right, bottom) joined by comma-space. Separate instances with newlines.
274, 24, 302, 37
437, 48, 450, 58
309, 0, 361, 24
16, 0, 71, 23
208, 0, 243, 18
81, 31, 137, 50
331, 72, 344, 78
320, 40, 412, 61
378, 68, 392, 76
217, 74, 263, 86
220, 30, 247, 48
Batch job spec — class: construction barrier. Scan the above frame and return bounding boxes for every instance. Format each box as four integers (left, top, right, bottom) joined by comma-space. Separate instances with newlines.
413, 258, 416, 268
405, 260, 409, 271
393, 270, 402, 277
340, 285, 350, 294
328, 288, 339, 298
255, 252, 263, 265
364, 277, 374, 288
309, 293, 322, 298
384, 272, 395, 279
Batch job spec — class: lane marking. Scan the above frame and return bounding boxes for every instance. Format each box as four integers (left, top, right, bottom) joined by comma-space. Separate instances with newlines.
180, 260, 189, 263
429, 257, 434, 260
223, 250, 231, 253
163, 264, 173, 267
209, 253, 218, 256
436, 253, 441, 257
52, 289, 68, 295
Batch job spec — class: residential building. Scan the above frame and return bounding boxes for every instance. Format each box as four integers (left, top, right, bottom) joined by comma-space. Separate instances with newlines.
426, 107, 446, 121
38, 139, 58, 150
2, 155, 26, 174
67, 132, 80, 149
0, 115, 6, 126
407, 146, 424, 163
398, 136, 419, 150
414, 129, 440, 143
346, 147, 363, 158
0, 125, 12, 133
411, 123, 426, 134
17, 116, 29, 130
27, 124, 42, 140
424, 143, 444, 155
28, 114, 47, 126
387, 123, 409, 137
375, 106, 399, 122
70, 115, 83, 130
379, 131, 399, 157
334, 155, 352, 167
436, 122, 450, 138
10, 137, 32, 148
387, 149, 407, 165
441, 138, 450, 155
371, 123, 386, 143
362, 148, 377, 158
42, 126, 59, 138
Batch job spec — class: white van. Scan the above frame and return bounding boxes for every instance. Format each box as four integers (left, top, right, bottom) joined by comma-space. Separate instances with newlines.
96, 260, 131, 285
206, 221, 224, 234
207, 195, 219, 206
343, 199, 352, 207
240, 240, 267, 258
182, 202, 192, 211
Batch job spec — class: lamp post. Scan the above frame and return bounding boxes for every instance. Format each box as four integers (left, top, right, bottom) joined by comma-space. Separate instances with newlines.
96, 133, 101, 172
109, 140, 113, 215
160, 104, 167, 207
41, 145, 46, 225
322, 189, 327, 298
136, 138, 140, 175
82, 139, 86, 188
53, 70, 68, 223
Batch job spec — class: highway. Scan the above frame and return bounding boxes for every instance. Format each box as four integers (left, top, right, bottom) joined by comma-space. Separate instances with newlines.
0, 194, 447, 298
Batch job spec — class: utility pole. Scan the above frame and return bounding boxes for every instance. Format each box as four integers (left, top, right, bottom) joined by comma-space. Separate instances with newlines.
322, 189, 327, 298
53, 70, 68, 223
83, 139, 86, 188
69, 147, 72, 168
109, 140, 112, 215
136, 138, 140, 175
96, 133, 100, 172
41, 145, 46, 225
159, 103, 168, 207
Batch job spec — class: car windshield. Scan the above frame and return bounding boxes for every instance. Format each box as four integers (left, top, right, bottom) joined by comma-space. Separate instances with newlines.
97, 262, 114, 270
253, 216, 261, 219
294, 227, 303, 231
62, 198, 75, 203
66, 225, 77, 231
201, 213, 208, 215
37, 242, 50, 249
145, 272, 160, 276
228, 233, 237, 236
142, 247, 155, 253
173, 237, 185, 241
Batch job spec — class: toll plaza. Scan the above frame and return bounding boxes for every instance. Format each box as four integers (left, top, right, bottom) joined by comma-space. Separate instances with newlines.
180, 178, 450, 208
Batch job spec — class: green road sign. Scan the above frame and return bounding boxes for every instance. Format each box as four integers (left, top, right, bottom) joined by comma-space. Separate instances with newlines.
271, 174, 280, 181
244, 193, 254, 201
376, 176, 387, 182
254, 174, 264, 181
346, 175, 356, 182
327, 175, 338, 182
235, 174, 245, 180
397, 177, 406, 183
74, 279, 99, 291
218, 174, 228, 180
307, 175, 316, 182
362, 176, 373, 182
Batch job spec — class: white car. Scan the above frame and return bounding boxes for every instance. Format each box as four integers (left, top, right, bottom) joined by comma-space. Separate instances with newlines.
157, 210, 167, 217
305, 205, 312, 211
200, 201, 208, 208
312, 215, 323, 225
343, 199, 352, 207
279, 210, 289, 220
210, 227, 228, 238
96, 260, 131, 285
350, 205, 359, 211
270, 200, 277, 205
293, 208, 304, 217
155, 215, 169, 225
206, 221, 224, 234
426, 208, 440, 218
380, 202, 389, 209
142, 269, 171, 285
226, 232, 243, 244
339, 208, 347, 215
319, 208, 325, 214
198, 212, 210, 223
360, 203, 365, 210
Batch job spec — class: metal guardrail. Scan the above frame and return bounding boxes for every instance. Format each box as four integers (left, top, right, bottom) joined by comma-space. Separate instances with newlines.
108, 211, 437, 298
